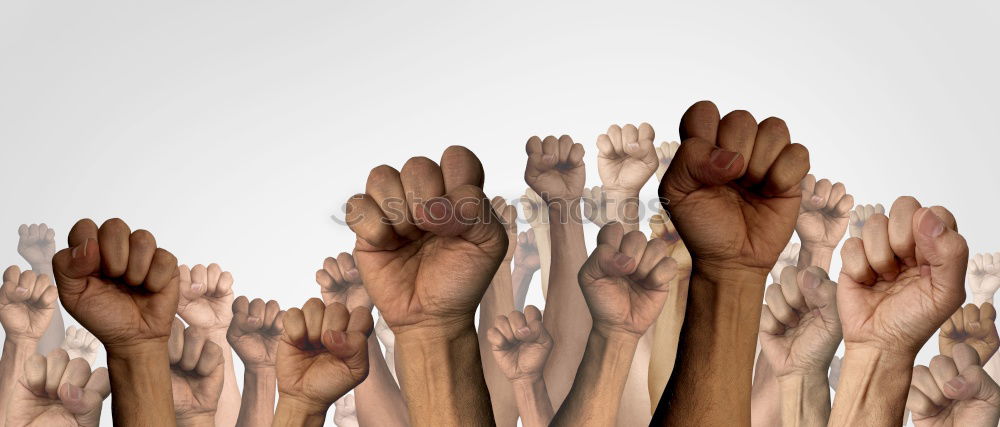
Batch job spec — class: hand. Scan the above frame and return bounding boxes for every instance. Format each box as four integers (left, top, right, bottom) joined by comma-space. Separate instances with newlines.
316, 253, 372, 311
658, 101, 810, 279
968, 253, 1000, 304
177, 263, 235, 333
4, 349, 110, 427
582, 186, 609, 227
655, 141, 680, 181
847, 203, 885, 239
492, 196, 518, 262
487, 305, 552, 382
579, 222, 677, 336
770, 242, 800, 284
520, 188, 549, 230
168, 318, 225, 423
649, 212, 692, 281
346, 146, 508, 331
596, 123, 658, 194
759, 266, 842, 378
513, 229, 541, 273
829, 355, 842, 391
1, 266, 58, 341
839, 197, 967, 355
277, 299, 372, 413
795, 175, 853, 250
333, 393, 360, 427
61, 326, 100, 365
18, 224, 56, 270
227, 296, 284, 369
908, 343, 1000, 426
524, 135, 586, 204
939, 303, 999, 363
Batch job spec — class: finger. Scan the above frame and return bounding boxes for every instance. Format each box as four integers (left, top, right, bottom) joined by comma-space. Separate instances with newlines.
888, 196, 921, 266
97, 218, 131, 278
759, 306, 784, 336
168, 317, 185, 364
123, 230, 156, 286
247, 298, 266, 329
645, 257, 678, 290
486, 327, 508, 348
195, 341, 224, 377
906, 383, 940, 417
912, 364, 948, 408
60, 358, 91, 389
495, 315, 516, 342
145, 248, 178, 293
46, 348, 70, 398
912, 208, 968, 310
812, 179, 833, 209
302, 298, 327, 347
780, 267, 808, 312
264, 300, 282, 330
840, 238, 875, 284
745, 117, 789, 185
634, 238, 669, 281
180, 328, 206, 371
337, 253, 361, 284
659, 137, 744, 203
401, 156, 445, 227
414, 184, 506, 250
826, 182, 847, 211
929, 355, 960, 396
678, 100, 720, 142
323, 302, 352, 337
283, 308, 307, 348
862, 214, 899, 279
205, 264, 220, 295
366, 165, 419, 240
217, 271, 234, 297
508, 310, 534, 341
597, 222, 625, 249
617, 231, 648, 275
24, 353, 47, 395
440, 145, 485, 191
765, 283, 798, 326
346, 307, 374, 336
715, 110, 756, 176
347, 193, 400, 251
761, 143, 810, 197
84, 367, 110, 397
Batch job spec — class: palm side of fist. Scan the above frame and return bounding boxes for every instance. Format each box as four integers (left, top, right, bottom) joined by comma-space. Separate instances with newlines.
513, 229, 541, 273
908, 343, 1000, 427
346, 146, 508, 331
582, 186, 609, 227
227, 296, 284, 369
658, 101, 810, 277
524, 135, 586, 203
939, 303, 999, 363
655, 141, 680, 181
968, 253, 1000, 303
51, 218, 179, 349
596, 123, 658, 194
4, 348, 110, 427
796, 175, 853, 249
277, 299, 372, 411
177, 263, 234, 332
770, 242, 801, 284
61, 326, 100, 365
759, 266, 842, 378
487, 305, 552, 382
578, 222, 678, 336
168, 318, 225, 422
848, 203, 885, 239
17, 223, 56, 268
316, 253, 371, 311
838, 197, 968, 355
0, 266, 58, 340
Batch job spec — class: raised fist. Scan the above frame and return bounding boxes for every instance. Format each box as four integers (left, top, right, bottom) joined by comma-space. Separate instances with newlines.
525, 135, 586, 203
848, 203, 885, 239
513, 229, 541, 273
316, 253, 372, 311
492, 196, 518, 262
759, 266, 842, 378
4, 348, 110, 427
0, 266, 58, 340
227, 296, 284, 369
333, 393, 360, 427
908, 343, 1000, 426
17, 223, 56, 270
770, 242, 800, 284
61, 326, 99, 365
596, 123, 659, 194
796, 175, 853, 249
968, 253, 1000, 305
169, 318, 225, 423
487, 305, 552, 382
582, 186, 609, 227
658, 101, 810, 279
579, 222, 677, 336
655, 141, 680, 181
939, 303, 999, 364
177, 263, 235, 333
277, 299, 372, 412
51, 218, 179, 350
838, 197, 967, 355
346, 146, 508, 331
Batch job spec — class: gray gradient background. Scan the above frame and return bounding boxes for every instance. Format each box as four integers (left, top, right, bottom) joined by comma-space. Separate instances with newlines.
1, 1, 998, 425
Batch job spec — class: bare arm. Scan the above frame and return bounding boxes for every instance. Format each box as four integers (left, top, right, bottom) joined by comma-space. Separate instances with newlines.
237, 367, 276, 427
828, 346, 912, 426
355, 336, 410, 426
552, 328, 639, 425
0, 337, 38, 422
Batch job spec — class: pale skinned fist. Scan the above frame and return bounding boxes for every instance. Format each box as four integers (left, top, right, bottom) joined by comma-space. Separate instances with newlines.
939, 303, 999, 364
578, 222, 678, 336
796, 175, 853, 249
582, 185, 610, 227
168, 318, 225, 422
513, 229, 541, 273
277, 299, 372, 411
4, 348, 110, 427
658, 101, 810, 279
597, 123, 659, 194
177, 263, 235, 333
316, 253, 372, 311
759, 266, 843, 378
227, 296, 285, 369
61, 326, 100, 365
770, 242, 800, 284
334, 393, 360, 427
487, 305, 552, 382
848, 203, 885, 239
0, 266, 58, 341
838, 196, 968, 355
655, 141, 680, 181
17, 223, 56, 269
346, 147, 508, 331
908, 343, 1000, 426
51, 218, 179, 350
524, 135, 586, 203
968, 253, 1000, 304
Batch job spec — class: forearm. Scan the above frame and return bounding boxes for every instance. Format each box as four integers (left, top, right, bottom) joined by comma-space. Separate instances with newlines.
533, 226, 552, 298
652, 268, 766, 425
551, 327, 639, 426
511, 378, 554, 427
603, 189, 641, 232
512, 266, 537, 311
177, 413, 217, 427
750, 352, 781, 427
828, 346, 913, 427
0, 337, 38, 422
236, 366, 277, 427
777, 373, 831, 426
648, 274, 689, 408
395, 320, 495, 426
205, 329, 242, 426
541, 201, 591, 408
356, 336, 410, 427
106, 341, 177, 425
36, 306, 65, 355
796, 244, 834, 271
273, 395, 327, 427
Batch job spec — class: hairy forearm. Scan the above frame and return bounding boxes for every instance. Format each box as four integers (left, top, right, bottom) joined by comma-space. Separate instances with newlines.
552, 327, 639, 426
652, 268, 766, 425
273, 395, 327, 427
205, 329, 242, 426
106, 341, 177, 425
796, 244, 834, 271
356, 336, 410, 427
603, 189, 641, 232
541, 200, 591, 408
0, 337, 38, 422
395, 321, 495, 426
512, 266, 537, 311
511, 378, 554, 427
236, 366, 277, 427
478, 270, 519, 427
828, 346, 913, 427
778, 373, 831, 426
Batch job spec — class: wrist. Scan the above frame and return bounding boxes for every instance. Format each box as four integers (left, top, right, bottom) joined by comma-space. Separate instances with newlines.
972, 291, 995, 304
797, 244, 835, 270
105, 337, 169, 359
175, 412, 216, 427
691, 260, 769, 291
275, 393, 329, 423
393, 315, 476, 343
3, 335, 40, 350
590, 324, 642, 346
843, 342, 917, 364
244, 362, 277, 375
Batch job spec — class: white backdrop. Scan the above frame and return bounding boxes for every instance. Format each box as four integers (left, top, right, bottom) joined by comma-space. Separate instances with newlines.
1, 1, 998, 425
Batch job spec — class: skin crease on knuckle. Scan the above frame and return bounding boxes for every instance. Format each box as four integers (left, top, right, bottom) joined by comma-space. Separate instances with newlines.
5, 100, 992, 427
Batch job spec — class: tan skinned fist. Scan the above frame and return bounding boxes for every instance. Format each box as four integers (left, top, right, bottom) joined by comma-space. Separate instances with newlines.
597, 123, 659, 195
908, 343, 1000, 426
796, 175, 853, 249
848, 203, 885, 239
177, 263, 235, 333
4, 348, 110, 427
487, 305, 552, 383
227, 296, 285, 369
525, 135, 586, 203
770, 242, 800, 284
939, 303, 999, 363
582, 186, 609, 227
316, 253, 372, 311
168, 317, 225, 424
0, 266, 58, 341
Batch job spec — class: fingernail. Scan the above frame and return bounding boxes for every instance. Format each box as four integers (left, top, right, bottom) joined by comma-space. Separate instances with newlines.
517, 327, 531, 336
330, 330, 346, 344
542, 154, 556, 163
71, 240, 88, 259
613, 253, 633, 269
810, 195, 823, 206
191, 282, 205, 293
346, 269, 360, 280
802, 271, 820, 289
945, 376, 966, 393
709, 149, 739, 170
919, 211, 945, 238
66, 384, 81, 400
627, 142, 639, 151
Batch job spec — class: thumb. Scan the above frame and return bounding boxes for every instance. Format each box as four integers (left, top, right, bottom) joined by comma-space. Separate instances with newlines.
912, 208, 968, 307
59, 383, 104, 427
579, 244, 636, 283
942, 365, 1000, 407
413, 184, 507, 251
659, 137, 744, 205
323, 330, 370, 380
51, 238, 100, 298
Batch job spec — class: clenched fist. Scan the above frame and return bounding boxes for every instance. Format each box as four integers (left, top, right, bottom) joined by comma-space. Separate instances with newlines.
17, 224, 56, 271
169, 318, 225, 425
939, 303, 999, 364
848, 203, 884, 239
655, 141, 680, 181
525, 135, 586, 203
488, 306, 552, 383
61, 326, 99, 365
228, 296, 284, 369
582, 186, 609, 227
1, 266, 58, 341
796, 175, 853, 250
316, 253, 371, 311
969, 253, 1000, 305
908, 343, 1000, 426
597, 123, 659, 194
4, 349, 110, 427
770, 242, 800, 284
177, 264, 234, 333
